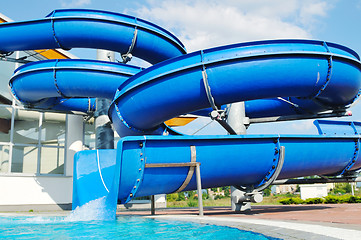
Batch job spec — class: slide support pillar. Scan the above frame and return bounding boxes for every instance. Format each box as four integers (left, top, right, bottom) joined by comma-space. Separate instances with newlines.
227, 102, 252, 212
95, 50, 115, 149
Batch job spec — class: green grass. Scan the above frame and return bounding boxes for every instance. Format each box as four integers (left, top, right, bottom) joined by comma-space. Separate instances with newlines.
166, 190, 361, 208
166, 195, 284, 208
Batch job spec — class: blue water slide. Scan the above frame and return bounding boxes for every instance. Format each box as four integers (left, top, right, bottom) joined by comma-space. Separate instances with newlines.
9, 59, 142, 111
109, 39, 361, 136
0, 9, 186, 64
1, 9, 185, 112
3, 10, 361, 218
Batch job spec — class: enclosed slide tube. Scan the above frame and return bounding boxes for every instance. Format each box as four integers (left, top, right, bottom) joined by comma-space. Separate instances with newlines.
109, 39, 361, 136
2, 10, 357, 117
3, 10, 361, 218
0, 9, 186, 64
10, 59, 142, 112
1, 9, 185, 112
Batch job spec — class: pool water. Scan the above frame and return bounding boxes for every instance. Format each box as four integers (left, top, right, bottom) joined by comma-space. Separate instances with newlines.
0, 215, 276, 240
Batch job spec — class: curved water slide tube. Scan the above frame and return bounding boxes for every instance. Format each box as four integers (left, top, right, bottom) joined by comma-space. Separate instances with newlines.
2, 10, 361, 217
109, 39, 361, 136
1, 9, 185, 112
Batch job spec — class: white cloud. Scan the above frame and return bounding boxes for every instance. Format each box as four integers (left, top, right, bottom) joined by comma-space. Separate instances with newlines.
60, 0, 91, 8
136, 0, 333, 52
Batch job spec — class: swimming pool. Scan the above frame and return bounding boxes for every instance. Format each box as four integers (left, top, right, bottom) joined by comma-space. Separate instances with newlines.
0, 215, 277, 239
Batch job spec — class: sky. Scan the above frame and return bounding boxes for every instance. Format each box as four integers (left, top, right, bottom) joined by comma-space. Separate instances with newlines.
2, 0, 361, 135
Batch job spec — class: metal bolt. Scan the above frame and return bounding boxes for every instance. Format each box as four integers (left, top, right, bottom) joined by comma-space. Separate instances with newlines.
139, 143, 143, 147
272, 165, 276, 169
130, 193, 133, 197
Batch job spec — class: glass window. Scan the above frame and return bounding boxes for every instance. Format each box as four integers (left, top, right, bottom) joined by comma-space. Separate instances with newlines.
0, 145, 10, 173
11, 145, 38, 174
41, 120, 66, 146
13, 110, 40, 144
40, 147, 64, 174
0, 60, 16, 100
0, 106, 11, 142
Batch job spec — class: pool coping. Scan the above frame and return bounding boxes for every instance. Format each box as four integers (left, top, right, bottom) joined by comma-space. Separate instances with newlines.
145, 214, 360, 240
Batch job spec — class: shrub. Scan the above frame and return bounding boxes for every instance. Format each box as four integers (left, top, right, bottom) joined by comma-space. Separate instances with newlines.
187, 199, 198, 207
305, 198, 324, 204
214, 195, 225, 200
177, 192, 185, 201
167, 193, 178, 202
331, 183, 352, 194
279, 197, 305, 205
222, 186, 231, 197
202, 192, 208, 200
338, 195, 361, 203
324, 195, 339, 204
347, 195, 361, 203
263, 186, 271, 197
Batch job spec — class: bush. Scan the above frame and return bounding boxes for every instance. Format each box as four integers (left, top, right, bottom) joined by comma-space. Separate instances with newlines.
202, 192, 208, 200
279, 197, 305, 205
221, 186, 231, 197
347, 195, 361, 203
187, 190, 196, 200
263, 187, 271, 197
187, 199, 198, 207
324, 195, 339, 204
177, 192, 185, 201
279, 194, 361, 205
305, 197, 324, 204
214, 195, 225, 200
167, 193, 178, 202
331, 183, 352, 194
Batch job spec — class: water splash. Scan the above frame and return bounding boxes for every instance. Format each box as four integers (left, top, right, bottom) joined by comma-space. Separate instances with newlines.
65, 197, 115, 221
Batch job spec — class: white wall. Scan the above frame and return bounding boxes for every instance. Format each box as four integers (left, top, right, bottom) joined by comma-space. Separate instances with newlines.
300, 184, 328, 200
155, 194, 166, 208
0, 176, 72, 206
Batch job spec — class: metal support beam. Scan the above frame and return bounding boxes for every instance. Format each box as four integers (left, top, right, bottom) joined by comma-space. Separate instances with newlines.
95, 50, 114, 149
145, 160, 204, 216
151, 195, 155, 215
249, 111, 352, 124
273, 176, 361, 185
227, 102, 251, 212
195, 162, 203, 216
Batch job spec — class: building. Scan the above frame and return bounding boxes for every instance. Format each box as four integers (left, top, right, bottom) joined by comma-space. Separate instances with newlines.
0, 12, 178, 211
0, 13, 101, 211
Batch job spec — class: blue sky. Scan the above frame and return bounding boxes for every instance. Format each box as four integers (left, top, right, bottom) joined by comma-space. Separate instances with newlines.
2, 0, 361, 135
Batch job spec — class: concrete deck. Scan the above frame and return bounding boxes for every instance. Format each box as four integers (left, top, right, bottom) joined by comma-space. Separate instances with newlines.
117, 204, 361, 239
